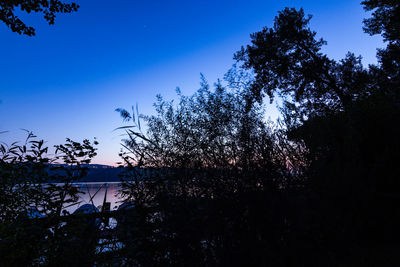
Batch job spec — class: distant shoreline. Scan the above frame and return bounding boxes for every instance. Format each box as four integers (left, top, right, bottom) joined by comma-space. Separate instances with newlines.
48, 164, 124, 183
50, 181, 122, 185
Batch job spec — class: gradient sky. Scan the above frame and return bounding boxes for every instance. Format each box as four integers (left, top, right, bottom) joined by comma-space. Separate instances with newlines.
0, 0, 383, 165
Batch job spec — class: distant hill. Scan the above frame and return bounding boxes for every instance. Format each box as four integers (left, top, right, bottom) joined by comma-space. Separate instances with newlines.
79, 164, 123, 182
48, 164, 124, 183
42, 164, 167, 183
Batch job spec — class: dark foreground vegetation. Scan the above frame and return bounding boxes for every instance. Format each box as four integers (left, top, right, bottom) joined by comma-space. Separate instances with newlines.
1, 1, 400, 266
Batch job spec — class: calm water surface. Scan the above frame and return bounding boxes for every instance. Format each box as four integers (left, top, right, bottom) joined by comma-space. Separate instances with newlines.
66, 182, 125, 213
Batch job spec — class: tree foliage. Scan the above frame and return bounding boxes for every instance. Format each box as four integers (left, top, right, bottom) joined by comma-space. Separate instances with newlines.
113, 3, 400, 264
362, 0, 400, 43
235, 8, 372, 120
235, 2, 400, 263
0, 0, 79, 36
0, 133, 99, 266
114, 73, 309, 265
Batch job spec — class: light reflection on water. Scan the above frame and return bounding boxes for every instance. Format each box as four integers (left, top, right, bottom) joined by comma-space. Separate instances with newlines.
66, 182, 124, 213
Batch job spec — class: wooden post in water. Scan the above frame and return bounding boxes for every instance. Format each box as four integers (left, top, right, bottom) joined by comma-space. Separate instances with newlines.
101, 183, 111, 226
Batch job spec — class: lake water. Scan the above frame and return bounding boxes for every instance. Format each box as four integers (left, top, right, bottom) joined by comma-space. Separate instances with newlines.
66, 182, 125, 213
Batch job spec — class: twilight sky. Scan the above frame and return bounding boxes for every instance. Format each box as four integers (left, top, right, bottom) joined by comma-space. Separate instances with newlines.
0, 0, 383, 165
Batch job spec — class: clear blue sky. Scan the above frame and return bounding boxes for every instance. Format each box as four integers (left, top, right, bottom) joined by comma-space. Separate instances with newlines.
0, 0, 383, 165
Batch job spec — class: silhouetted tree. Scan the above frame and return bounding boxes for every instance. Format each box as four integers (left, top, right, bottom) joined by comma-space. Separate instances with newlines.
0, 132, 99, 266
0, 0, 79, 36
115, 71, 312, 265
235, 8, 372, 118
236, 4, 400, 264
363, 0, 400, 98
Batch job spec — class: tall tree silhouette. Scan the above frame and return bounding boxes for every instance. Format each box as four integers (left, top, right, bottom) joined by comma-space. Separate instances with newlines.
235, 8, 371, 118
115, 73, 309, 265
236, 4, 400, 263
